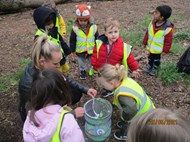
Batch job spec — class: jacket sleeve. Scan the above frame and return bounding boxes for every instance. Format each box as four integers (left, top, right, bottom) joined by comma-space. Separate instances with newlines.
127, 53, 139, 71
59, 34, 71, 56
59, 14, 67, 37
66, 77, 89, 94
163, 29, 173, 53
118, 96, 138, 121
143, 30, 148, 46
69, 29, 77, 53
91, 45, 98, 70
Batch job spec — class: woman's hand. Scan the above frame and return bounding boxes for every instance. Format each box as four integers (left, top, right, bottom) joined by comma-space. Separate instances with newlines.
87, 88, 97, 97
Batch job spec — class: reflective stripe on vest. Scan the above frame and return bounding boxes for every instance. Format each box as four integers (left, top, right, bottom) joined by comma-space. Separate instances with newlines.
55, 17, 60, 33
35, 29, 63, 53
96, 40, 131, 70
146, 22, 172, 54
73, 25, 97, 54
50, 109, 69, 142
113, 78, 155, 117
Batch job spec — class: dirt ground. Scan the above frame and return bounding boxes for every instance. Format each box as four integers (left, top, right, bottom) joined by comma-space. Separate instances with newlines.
0, 0, 190, 142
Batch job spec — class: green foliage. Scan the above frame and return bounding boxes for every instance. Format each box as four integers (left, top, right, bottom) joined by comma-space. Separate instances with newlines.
0, 58, 30, 92
174, 29, 190, 41
66, 16, 75, 33
157, 61, 188, 86
170, 40, 185, 55
157, 62, 182, 85
138, 15, 151, 30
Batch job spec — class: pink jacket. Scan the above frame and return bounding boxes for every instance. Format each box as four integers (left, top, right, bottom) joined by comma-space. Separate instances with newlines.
23, 105, 85, 142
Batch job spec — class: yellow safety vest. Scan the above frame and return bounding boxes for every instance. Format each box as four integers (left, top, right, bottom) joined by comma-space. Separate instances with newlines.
146, 22, 172, 54
35, 29, 63, 53
73, 25, 97, 54
114, 78, 155, 117
96, 40, 132, 70
49, 109, 69, 142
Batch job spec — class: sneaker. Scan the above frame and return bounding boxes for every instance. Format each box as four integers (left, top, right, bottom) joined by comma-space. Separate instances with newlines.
114, 131, 127, 141
149, 68, 156, 76
80, 70, 86, 80
101, 90, 113, 98
117, 121, 123, 129
143, 64, 152, 73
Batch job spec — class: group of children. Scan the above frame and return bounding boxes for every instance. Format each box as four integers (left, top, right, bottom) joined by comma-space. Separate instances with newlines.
19, 1, 190, 142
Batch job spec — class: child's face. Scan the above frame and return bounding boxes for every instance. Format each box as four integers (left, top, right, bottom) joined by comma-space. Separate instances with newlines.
153, 10, 163, 21
96, 77, 116, 91
105, 26, 119, 44
45, 21, 54, 30
78, 19, 89, 27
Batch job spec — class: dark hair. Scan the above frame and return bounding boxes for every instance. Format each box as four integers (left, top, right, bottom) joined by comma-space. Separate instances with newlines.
127, 108, 190, 142
45, 13, 56, 26
156, 5, 172, 20
27, 69, 71, 126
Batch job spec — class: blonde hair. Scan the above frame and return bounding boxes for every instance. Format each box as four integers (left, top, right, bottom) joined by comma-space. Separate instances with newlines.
127, 108, 190, 142
104, 17, 120, 31
31, 34, 61, 67
98, 64, 127, 82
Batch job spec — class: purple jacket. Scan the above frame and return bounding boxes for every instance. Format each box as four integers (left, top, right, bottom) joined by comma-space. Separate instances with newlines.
23, 105, 85, 142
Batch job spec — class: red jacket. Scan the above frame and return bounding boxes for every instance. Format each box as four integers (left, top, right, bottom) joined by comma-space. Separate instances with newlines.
91, 35, 139, 71
143, 20, 174, 54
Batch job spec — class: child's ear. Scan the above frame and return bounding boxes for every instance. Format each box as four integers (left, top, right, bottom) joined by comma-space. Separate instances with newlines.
75, 5, 78, 8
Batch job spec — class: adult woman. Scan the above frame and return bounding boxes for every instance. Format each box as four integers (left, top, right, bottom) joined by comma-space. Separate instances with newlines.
18, 34, 97, 122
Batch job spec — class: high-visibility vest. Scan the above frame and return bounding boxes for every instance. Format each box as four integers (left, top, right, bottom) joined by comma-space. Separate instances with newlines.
73, 25, 97, 54
96, 40, 131, 70
114, 78, 155, 118
49, 109, 69, 142
35, 29, 63, 53
146, 22, 172, 54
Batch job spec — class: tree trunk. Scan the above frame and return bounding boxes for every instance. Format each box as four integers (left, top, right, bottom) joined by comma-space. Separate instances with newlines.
0, 0, 66, 13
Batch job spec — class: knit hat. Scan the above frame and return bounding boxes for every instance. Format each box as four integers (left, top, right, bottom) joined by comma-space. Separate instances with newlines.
76, 4, 91, 19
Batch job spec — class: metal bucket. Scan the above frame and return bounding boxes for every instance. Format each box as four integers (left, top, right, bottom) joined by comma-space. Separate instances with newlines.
84, 98, 112, 141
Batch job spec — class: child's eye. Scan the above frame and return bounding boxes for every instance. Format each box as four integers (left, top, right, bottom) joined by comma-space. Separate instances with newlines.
109, 32, 113, 34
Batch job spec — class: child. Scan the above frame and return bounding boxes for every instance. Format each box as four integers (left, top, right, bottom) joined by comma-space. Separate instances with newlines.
43, 0, 67, 37
33, 6, 71, 75
23, 69, 85, 142
143, 5, 174, 76
127, 108, 190, 142
97, 64, 155, 141
91, 17, 140, 97
70, 4, 99, 80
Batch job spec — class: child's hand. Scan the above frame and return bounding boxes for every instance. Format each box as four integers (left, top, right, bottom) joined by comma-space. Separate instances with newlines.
87, 88, 97, 98
131, 69, 141, 78
74, 107, 84, 118
70, 52, 76, 63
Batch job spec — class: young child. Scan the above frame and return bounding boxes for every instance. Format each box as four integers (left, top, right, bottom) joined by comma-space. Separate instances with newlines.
33, 6, 71, 75
96, 64, 155, 141
143, 5, 174, 76
127, 108, 190, 142
91, 17, 140, 97
70, 4, 99, 80
43, 0, 67, 37
23, 69, 85, 142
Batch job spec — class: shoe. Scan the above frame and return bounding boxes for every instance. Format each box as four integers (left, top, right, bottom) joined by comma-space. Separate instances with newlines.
80, 70, 86, 80
114, 131, 127, 141
143, 64, 152, 73
117, 121, 123, 129
101, 90, 113, 98
88, 69, 94, 76
149, 68, 156, 76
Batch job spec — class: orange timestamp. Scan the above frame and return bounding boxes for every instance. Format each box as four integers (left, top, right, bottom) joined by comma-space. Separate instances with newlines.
148, 119, 178, 125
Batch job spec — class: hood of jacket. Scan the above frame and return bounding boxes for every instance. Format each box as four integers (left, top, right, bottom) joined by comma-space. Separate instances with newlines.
33, 6, 56, 30
23, 105, 62, 141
